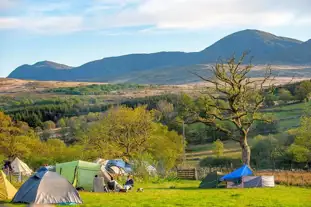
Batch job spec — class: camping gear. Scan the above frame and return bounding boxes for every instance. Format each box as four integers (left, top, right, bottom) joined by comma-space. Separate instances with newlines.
220, 165, 253, 181
11, 158, 33, 179
0, 170, 17, 200
56, 160, 101, 191
12, 167, 82, 204
199, 171, 225, 188
227, 176, 275, 188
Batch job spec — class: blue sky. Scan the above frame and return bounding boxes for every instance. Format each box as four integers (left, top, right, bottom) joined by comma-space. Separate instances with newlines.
1, 0, 311, 77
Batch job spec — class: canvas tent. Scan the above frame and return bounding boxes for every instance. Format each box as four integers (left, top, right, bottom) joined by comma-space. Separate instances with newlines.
0, 170, 17, 200
227, 176, 275, 188
56, 160, 101, 191
11, 158, 33, 176
199, 171, 224, 188
12, 167, 82, 204
220, 165, 253, 181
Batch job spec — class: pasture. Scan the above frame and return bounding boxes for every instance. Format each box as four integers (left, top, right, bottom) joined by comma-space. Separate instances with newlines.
3, 181, 311, 207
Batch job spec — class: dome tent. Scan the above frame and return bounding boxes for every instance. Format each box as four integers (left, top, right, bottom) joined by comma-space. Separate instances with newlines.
12, 167, 82, 205
220, 165, 253, 181
0, 170, 17, 200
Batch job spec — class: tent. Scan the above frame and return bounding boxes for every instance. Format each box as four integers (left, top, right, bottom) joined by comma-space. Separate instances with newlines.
0, 170, 17, 200
12, 167, 82, 204
56, 160, 101, 191
11, 158, 33, 176
220, 165, 253, 181
227, 176, 275, 188
107, 159, 132, 173
199, 171, 225, 188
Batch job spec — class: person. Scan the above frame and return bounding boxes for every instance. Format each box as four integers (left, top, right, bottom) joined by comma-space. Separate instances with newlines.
124, 175, 134, 191
107, 176, 123, 192
93, 175, 108, 192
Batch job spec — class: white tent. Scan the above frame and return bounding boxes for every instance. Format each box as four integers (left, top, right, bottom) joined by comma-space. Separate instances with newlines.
226, 176, 275, 188
11, 158, 33, 179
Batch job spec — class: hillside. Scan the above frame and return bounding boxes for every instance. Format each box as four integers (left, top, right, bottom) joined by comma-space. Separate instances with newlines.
8, 29, 311, 84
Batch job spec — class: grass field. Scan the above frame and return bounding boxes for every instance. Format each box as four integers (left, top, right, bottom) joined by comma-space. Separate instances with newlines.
3, 181, 311, 207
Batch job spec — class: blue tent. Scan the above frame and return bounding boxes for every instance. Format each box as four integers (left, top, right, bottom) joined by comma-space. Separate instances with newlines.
107, 159, 132, 173
220, 165, 253, 181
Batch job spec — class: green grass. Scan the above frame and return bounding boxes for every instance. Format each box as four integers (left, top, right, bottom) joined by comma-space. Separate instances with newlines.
81, 181, 311, 207
3, 181, 311, 206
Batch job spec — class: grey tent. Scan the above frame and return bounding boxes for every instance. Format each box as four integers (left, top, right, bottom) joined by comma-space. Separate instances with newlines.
199, 171, 225, 188
12, 167, 82, 204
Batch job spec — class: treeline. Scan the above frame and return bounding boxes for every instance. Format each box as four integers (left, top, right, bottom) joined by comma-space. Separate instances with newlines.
0, 107, 183, 172
5, 99, 112, 128
46, 83, 146, 95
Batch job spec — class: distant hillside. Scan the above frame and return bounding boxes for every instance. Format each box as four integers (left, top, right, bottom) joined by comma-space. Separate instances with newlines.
8, 29, 311, 84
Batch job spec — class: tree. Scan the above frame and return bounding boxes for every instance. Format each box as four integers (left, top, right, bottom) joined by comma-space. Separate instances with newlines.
287, 116, 311, 165
0, 112, 37, 160
79, 106, 183, 170
278, 88, 294, 102
82, 106, 155, 159
194, 53, 273, 165
295, 80, 311, 101
213, 139, 224, 158
43, 121, 56, 130
57, 118, 66, 128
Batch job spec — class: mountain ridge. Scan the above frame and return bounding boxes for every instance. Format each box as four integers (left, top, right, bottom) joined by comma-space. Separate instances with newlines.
8, 29, 311, 83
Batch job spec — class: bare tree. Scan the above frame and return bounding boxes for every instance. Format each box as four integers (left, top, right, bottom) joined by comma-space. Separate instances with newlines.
195, 53, 274, 165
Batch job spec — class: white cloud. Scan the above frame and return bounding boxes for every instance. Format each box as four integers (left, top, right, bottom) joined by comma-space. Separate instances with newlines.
0, 16, 84, 34
0, 0, 311, 34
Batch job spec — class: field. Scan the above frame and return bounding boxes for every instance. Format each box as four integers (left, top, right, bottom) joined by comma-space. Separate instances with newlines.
256, 171, 311, 186
2, 181, 311, 207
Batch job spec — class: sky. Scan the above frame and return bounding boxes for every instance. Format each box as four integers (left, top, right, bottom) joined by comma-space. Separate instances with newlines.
1, 0, 311, 77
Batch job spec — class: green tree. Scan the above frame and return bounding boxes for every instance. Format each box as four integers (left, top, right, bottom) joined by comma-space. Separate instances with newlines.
57, 118, 66, 128
278, 88, 294, 102
0, 112, 37, 160
43, 121, 56, 130
295, 81, 311, 101
287, 116, 311, 165
213, 139, 224, 158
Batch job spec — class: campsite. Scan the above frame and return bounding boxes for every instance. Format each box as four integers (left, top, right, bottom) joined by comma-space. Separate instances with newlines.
0, 157, 310, 206
2, 1, 311, 206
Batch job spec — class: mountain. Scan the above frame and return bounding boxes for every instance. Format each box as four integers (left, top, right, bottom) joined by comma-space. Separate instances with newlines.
201, 29, 303, 63
9, 61, 73, 81
8, 29, 311, 84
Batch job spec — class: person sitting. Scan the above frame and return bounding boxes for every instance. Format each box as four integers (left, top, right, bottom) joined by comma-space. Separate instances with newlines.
124, 175, 134, 191
107, 176, 123, 192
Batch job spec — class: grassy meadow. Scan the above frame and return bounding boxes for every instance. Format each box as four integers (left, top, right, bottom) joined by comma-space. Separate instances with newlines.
3, 181, 311, 207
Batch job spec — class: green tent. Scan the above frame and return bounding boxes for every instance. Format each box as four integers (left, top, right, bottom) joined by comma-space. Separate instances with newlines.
56, 160, 101, 191
199, 171, 225, 189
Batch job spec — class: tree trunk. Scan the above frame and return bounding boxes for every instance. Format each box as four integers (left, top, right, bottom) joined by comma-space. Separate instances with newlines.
240, 136, 251, 166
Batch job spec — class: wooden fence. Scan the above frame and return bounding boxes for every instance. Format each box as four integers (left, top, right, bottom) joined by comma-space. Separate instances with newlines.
177, 168, 198, 180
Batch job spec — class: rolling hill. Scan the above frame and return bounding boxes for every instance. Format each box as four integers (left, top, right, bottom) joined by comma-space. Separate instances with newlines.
8, 29, 311, 84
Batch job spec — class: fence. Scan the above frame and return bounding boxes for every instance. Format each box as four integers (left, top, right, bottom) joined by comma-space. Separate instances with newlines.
177, 167, 311, 186
177, 168, 198, 180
